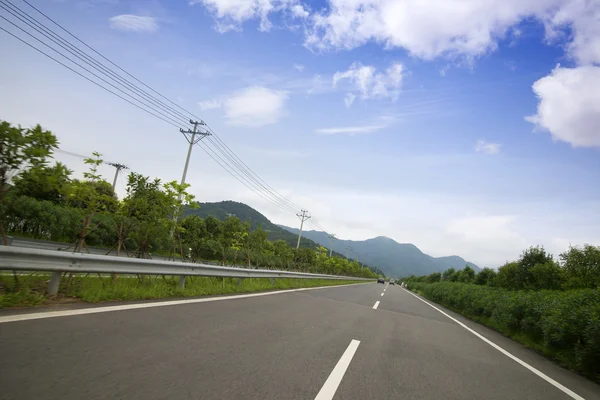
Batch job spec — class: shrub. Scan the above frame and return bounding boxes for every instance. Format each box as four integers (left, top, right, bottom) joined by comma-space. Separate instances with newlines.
412, 282, 600, 381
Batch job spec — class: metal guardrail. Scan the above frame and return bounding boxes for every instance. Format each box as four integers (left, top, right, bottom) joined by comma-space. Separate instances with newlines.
0, 247, 372, 295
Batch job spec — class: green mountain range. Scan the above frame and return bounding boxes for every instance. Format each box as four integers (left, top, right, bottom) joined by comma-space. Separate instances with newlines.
187, 200, 478, 277
280, 226, 480, 277
185, 201, 385, 275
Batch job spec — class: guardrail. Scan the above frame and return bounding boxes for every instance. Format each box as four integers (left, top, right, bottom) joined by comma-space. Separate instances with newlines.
0, 247, 373, 295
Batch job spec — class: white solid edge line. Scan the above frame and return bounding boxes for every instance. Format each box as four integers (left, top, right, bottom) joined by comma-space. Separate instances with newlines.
0, 282, 371, 324
314, 339, 361, 400
372, 301, 380, 309
402, 289, 585, 400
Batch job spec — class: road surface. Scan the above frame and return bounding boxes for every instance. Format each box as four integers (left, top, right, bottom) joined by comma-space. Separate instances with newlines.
1, 283, 598, 400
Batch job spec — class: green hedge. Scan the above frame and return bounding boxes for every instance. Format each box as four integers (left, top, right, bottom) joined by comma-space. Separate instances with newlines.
409, 282, 600, 382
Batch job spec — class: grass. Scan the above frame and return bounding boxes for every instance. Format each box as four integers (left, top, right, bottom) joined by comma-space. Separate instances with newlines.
0, 272, 366, 308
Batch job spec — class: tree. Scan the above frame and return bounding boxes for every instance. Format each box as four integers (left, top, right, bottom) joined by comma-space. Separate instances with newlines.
474, 267, 497, 286
123, 173, 171, 258
426, 272, 441, 283
273, 239, 293, 269
459, 265, 475, 283
495, 262, 520, 290
243, 224, 267, 268
442, 268, 456, 281
67, 152, 117, 252
0, 121, 58, 245
162, 180, 197, 259
530, 261, 564, 290
561, 244, 600, 289
11, 162, 72, 203
516, 246, 554, 289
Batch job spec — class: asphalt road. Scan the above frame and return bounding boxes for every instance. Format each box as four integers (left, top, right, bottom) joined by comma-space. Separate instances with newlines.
1, 283, 599, 400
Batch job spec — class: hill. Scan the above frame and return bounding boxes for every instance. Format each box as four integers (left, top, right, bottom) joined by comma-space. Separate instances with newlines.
184, 201, 384, 274
279, 227, 480, 278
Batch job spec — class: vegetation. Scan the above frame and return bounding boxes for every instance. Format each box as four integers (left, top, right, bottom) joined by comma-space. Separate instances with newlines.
0, 273, 365, 308
405, 244, 600, 381
0, 119, 379, 279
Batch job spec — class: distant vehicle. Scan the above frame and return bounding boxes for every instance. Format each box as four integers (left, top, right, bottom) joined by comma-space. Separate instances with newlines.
377, 278, 385, 284
389, 279, 395, 285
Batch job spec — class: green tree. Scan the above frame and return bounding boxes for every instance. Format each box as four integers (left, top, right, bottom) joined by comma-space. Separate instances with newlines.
11, 162, 72, 203
426, 272, 442, 283
530, 261, 564, 290
273, 239, 293, 269
243, 224, 267, 268
516, 246, 554, 289
561, 244, 600, 289
67, 152, 117, 252
442, 267, 456, 281
474, 267, 497, 286
0, 121, 58, 244
123, 173, 170, 258
495, 261, 520, 290
459, 265, 475, 283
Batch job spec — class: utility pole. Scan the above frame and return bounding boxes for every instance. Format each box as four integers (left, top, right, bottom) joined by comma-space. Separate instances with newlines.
177, 120, 211, 289
328, 234, 336, 257
346, 246, 352, 259
179, 119, 211, 195
295, 209, 311, 249
106, 162, 128, 190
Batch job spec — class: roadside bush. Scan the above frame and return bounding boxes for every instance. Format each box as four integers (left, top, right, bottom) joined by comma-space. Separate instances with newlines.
414, 282, 600, 381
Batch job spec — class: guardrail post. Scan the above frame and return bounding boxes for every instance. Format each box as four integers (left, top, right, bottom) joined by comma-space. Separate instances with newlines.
237, 278, 243, 287
48, 271, 62, 296
270, 278, 274, 285
178, 275, 186, 289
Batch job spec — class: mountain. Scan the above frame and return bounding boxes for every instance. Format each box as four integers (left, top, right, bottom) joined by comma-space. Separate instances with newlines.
184, 201, 377, 269
279, 226, 480, 278
185, 200, 478, 278
185, 201, 313, 248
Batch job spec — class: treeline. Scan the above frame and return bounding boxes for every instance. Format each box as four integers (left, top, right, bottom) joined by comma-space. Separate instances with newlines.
406, 245, 600, 291
405, 245, 600, 381
0, 120, 378, 279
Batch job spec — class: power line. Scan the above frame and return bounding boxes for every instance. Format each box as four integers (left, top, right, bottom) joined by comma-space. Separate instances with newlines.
0, 0, 306, 216
3, 0, 302, 214
0, 6, 187, 128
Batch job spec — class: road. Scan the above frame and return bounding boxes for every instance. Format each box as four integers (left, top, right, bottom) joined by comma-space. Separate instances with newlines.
1, 283, 598, 400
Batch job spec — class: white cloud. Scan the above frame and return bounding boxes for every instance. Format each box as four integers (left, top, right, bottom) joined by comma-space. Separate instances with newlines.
333, 62, 404, 106
291, 4, 309, 18
315, 124, 385, 135
293, 63, 305, 72
198, 99, 222, 110
304, 0, 600, 63
191, 0, 298, 32
108, 15, 158, 32
475, 140, 501, 154
526, 65, 600, 148
223, 86, 287, 126
343, 93, 356, 107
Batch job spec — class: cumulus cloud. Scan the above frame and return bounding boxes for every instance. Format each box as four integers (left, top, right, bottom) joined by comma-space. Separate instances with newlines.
293, 63, 305, 71
305, 0, 600, 63
333, 62, 404, 106
191, 0, 299, 31
526, 66, 600, 148
475, 140, 501, 154
198, 99, 222, 110
223, 86, 287, 126
108, 15, 158, 32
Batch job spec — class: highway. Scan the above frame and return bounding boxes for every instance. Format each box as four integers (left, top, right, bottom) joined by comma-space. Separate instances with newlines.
1, 283, 598, 400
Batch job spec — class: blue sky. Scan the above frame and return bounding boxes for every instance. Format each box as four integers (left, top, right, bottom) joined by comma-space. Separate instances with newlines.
1, 0, 599, 267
